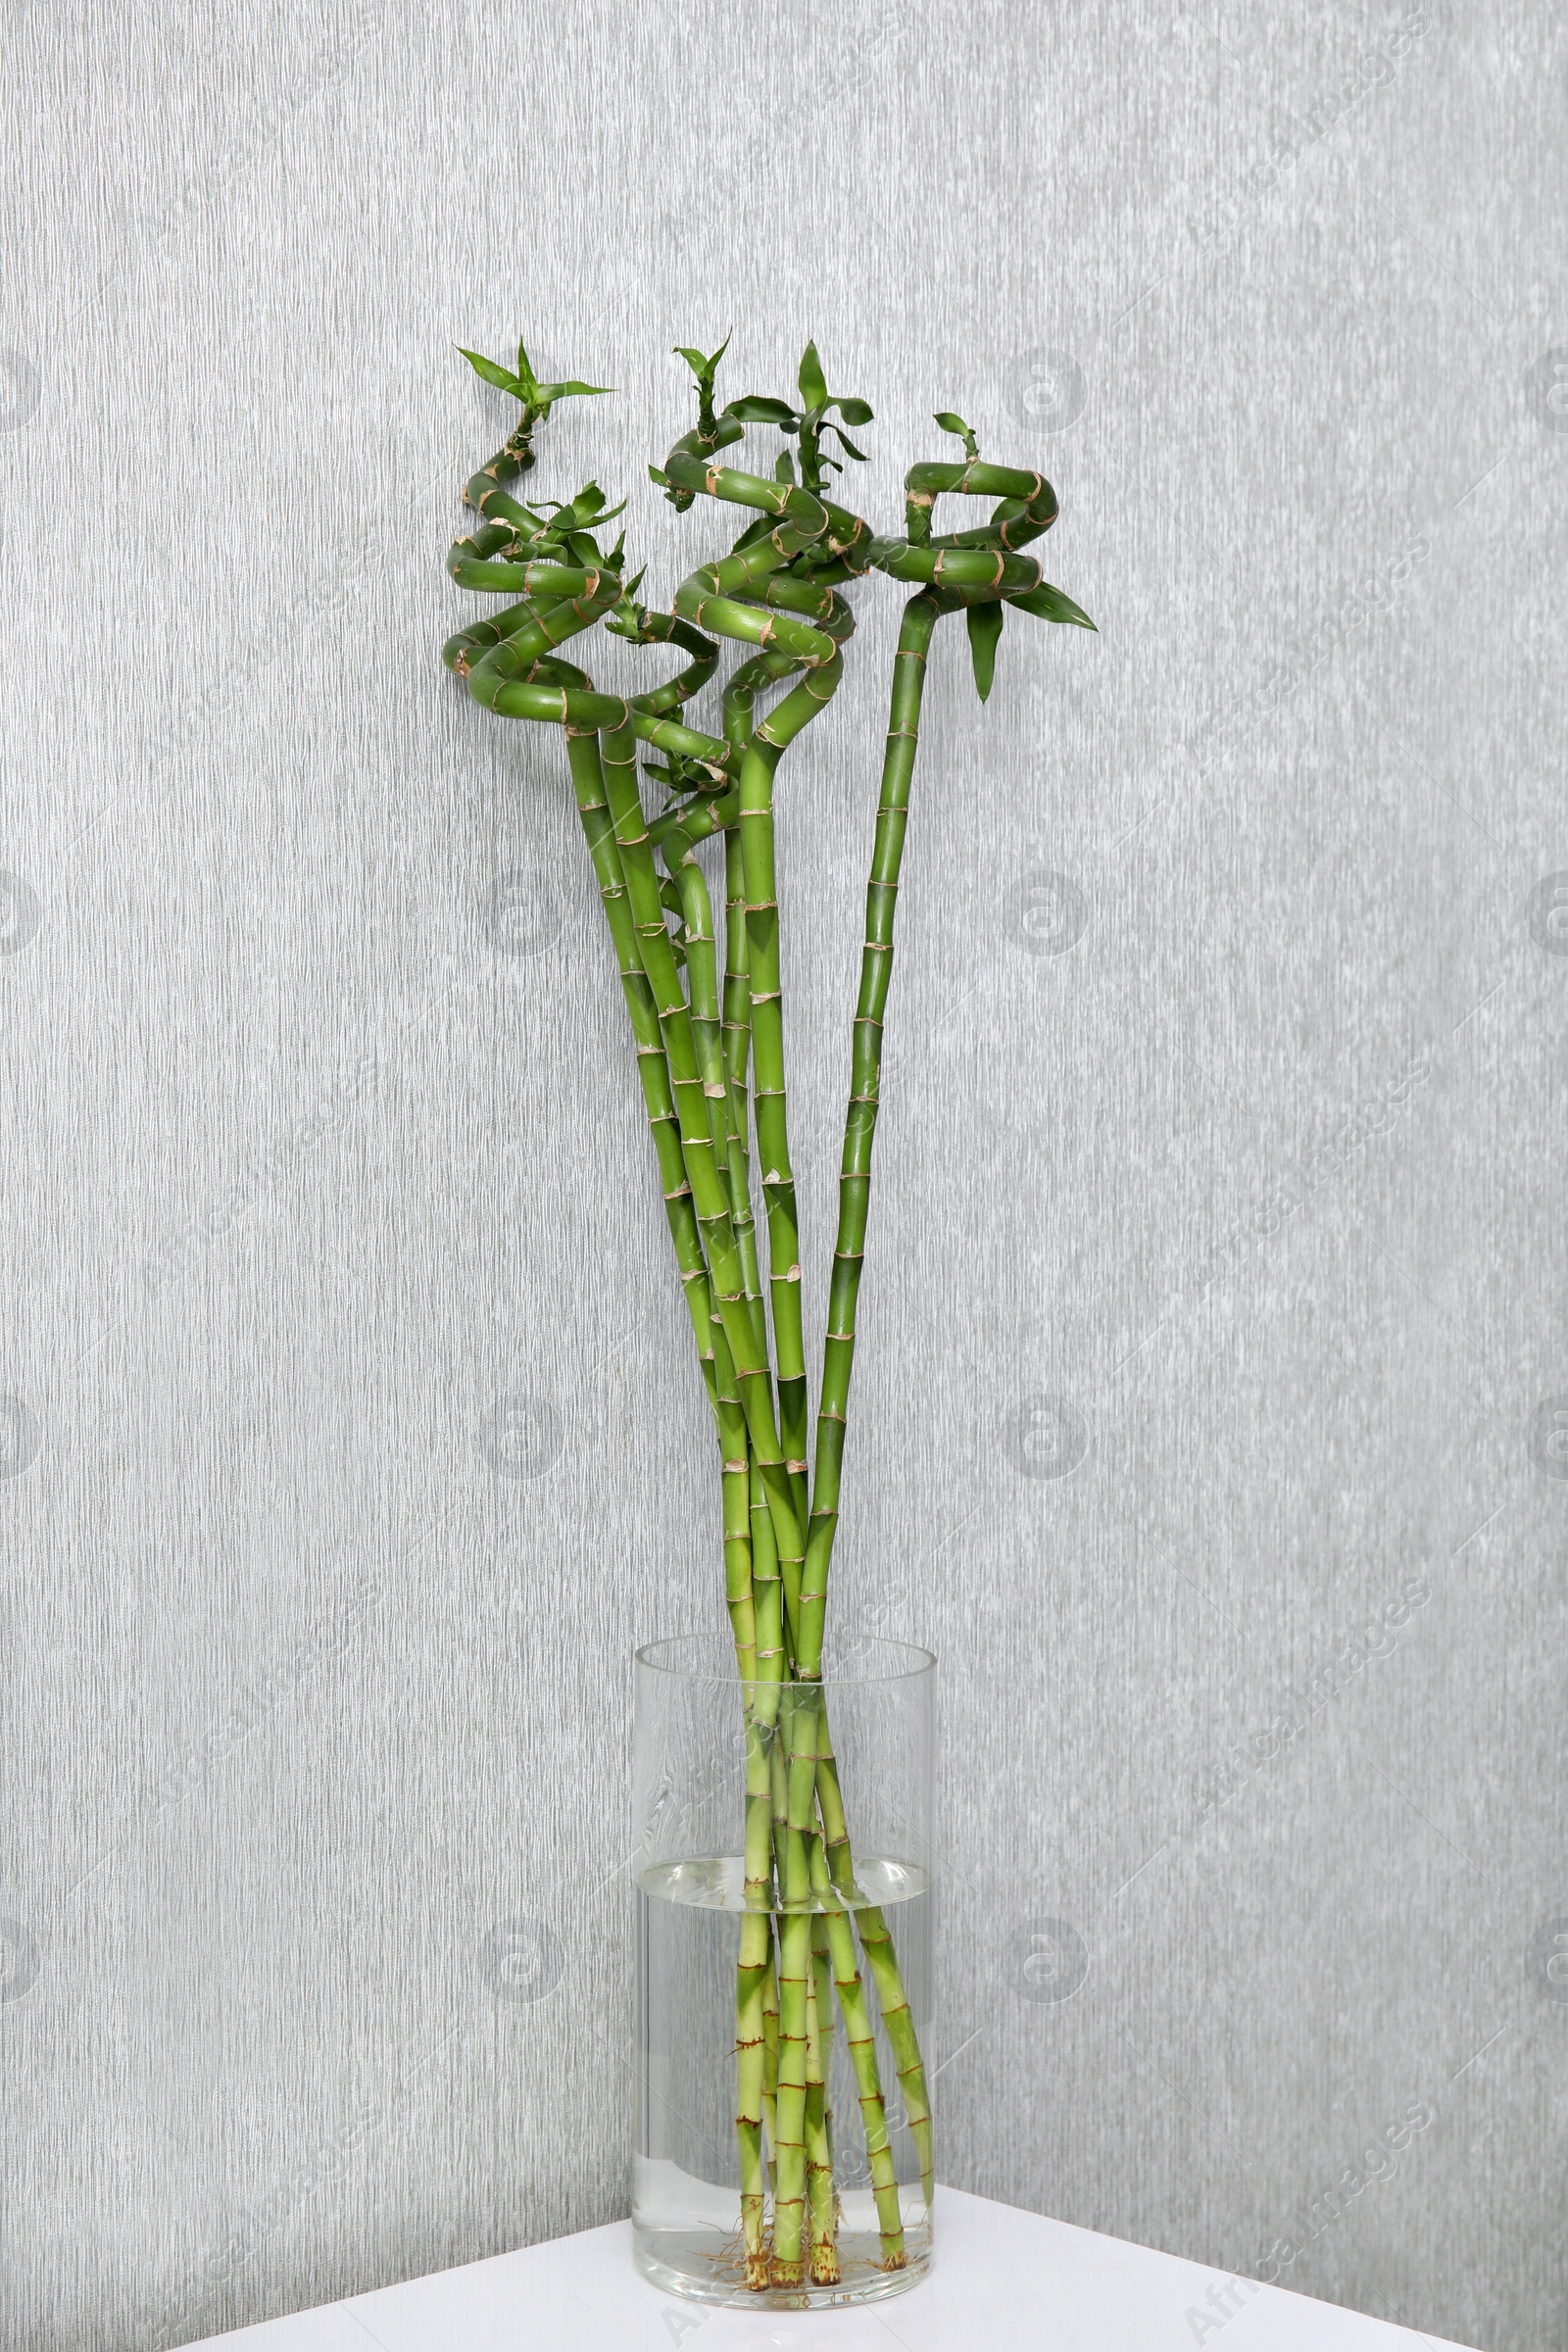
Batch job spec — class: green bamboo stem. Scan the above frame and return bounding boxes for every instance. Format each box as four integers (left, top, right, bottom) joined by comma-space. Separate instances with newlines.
739, 661, 845, 1572
815, 1743, 934, 2214
769, 1682, 820, 2282
595, 715, 806, 1573
799, 590, 941, 1675
559, 729, 718, 1383
904, 455, 1060, 551
771, 1901, 812, 2283
804, 1918, 839, 2283
872, 538, 1043, 601
750, 1454, 787, 1693
856, 1901, 933, 2219
736, 1907, 771, 2287
761, 1920, 781, 2189
651, 785, 763, 1314
663, 511, 844, 1652
722, 821, 763, 1307
717, 1335, 755, 1680
807, 1832, 906, 2264
662, 776, 779, 2279
808, 1902, 840, 2267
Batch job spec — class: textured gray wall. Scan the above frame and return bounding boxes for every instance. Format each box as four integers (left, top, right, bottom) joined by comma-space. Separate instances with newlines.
2, 3, 1562, 2346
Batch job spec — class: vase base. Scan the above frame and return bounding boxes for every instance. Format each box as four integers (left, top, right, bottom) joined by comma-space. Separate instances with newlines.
634, 2226, 931, 2312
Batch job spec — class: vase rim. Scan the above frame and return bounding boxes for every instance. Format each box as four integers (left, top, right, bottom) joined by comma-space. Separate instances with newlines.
635, 1631, 936, 1686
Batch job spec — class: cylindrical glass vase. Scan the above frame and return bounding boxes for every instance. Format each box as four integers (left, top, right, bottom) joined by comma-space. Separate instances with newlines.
632, 1634, 936, 2310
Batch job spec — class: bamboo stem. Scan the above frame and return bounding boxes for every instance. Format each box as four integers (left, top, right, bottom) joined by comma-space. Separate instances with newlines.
799, 591, 942, 1676
736, 1906, 771, 2288
804, 1908, 839, 2283
761, 1920, 780, 2195
808, 1831, 906, 2265
596, 717, 806, 1573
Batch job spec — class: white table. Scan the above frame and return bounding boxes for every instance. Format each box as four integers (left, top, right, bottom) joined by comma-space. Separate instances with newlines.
189, 2187, 1480, 2351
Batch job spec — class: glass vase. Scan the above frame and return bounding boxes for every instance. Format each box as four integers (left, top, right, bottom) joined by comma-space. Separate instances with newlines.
631, 1633, 936, 2310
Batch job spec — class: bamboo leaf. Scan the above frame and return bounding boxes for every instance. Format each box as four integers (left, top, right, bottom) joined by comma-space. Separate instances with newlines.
826, 423, 867, 462
675, 332, 732, 379
458, 346, 529, 399
829, 396, 874, 425
798, 340, 829, 412
532, 378, 613, 402
726, 396, 798, 426
515, 338, 534, 382
934, 410, 980, 458
966, 600, 1004, 701
1009, 582, 1098, 630
774, 450, 797, 483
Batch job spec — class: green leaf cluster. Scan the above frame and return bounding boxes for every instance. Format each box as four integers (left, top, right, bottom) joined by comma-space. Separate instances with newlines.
456, 337, 612, 417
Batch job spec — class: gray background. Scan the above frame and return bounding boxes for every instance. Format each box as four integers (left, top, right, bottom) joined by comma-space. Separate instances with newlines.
2, 3, 1562, 2346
